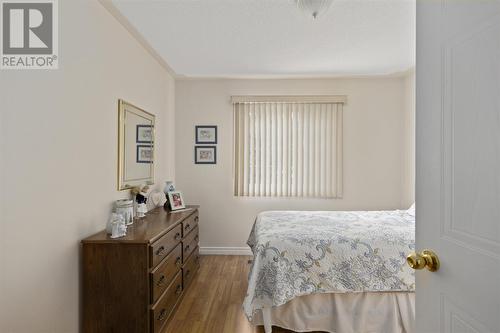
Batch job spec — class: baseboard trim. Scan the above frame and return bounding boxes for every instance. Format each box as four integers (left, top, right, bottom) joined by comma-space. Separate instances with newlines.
199, 247, 252, 256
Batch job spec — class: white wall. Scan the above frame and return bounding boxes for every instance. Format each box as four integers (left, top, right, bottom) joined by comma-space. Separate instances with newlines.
0, 1, 175, 332
175, 76, 414, 250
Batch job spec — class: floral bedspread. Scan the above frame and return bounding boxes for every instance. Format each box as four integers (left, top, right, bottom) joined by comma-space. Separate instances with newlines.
243, 210, 415, 319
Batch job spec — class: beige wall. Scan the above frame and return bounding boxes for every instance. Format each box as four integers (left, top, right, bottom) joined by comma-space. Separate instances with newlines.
0, 1, 175, 332
402, 70, 416, 207
175, 76, 415, 250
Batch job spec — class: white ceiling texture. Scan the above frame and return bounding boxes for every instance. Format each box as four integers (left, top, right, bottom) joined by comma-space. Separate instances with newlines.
111, 0, 415, 78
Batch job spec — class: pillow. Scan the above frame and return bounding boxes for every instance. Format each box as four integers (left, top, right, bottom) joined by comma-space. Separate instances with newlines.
407, 203, 415, 216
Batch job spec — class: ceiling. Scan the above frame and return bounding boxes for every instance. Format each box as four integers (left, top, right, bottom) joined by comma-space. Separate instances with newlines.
111, 0, 415, 78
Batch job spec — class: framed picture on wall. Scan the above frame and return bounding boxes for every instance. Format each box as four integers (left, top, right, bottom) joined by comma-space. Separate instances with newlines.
195, 125, 217, 144
137, 145, 153, 163
194, 146, 216, 164
136, 124, 154, 143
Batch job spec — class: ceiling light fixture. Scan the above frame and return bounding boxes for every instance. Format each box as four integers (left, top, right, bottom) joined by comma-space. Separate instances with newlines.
296, 0, 333, 20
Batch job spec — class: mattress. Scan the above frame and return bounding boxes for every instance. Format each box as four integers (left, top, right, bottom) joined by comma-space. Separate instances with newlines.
243, 209, 415, 320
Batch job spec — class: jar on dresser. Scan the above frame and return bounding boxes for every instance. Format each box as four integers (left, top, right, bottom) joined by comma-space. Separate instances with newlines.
81, 205, 200, 333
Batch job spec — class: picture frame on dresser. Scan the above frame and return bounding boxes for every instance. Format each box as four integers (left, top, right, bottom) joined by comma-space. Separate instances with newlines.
168, 191, 186, 211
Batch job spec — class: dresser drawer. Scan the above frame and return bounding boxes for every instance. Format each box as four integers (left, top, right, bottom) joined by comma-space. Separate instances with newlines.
150, 224, 182, 268
182, 213, 199, 237
151, 243, 182, 304
182, 227, 199, 262
182, 246, 200, 289
151, 272, 182, 333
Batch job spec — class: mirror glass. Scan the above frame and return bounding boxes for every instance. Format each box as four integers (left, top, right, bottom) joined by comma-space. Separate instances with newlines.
118, 100, 155, 190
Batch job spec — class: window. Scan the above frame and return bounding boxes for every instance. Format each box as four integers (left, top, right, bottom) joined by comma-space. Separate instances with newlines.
233, 95, 345, 198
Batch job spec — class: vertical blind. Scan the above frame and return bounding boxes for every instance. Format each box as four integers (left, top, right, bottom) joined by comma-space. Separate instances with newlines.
233, 96, 345, 198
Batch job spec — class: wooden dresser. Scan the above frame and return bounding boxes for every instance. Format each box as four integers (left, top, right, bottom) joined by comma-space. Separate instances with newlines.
81, 205, 200, 333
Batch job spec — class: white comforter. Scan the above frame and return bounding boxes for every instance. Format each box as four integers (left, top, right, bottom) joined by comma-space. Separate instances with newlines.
243, 210, 415, 320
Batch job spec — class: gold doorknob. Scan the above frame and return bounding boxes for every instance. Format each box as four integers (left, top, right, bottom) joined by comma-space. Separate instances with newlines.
406, 249, 440, 272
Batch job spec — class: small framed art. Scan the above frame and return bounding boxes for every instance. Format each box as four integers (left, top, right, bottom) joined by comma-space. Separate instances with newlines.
195, 146, 216, 164
136, 124, 154, 143
137, 145, 153, 163
195, 125, 217, 144
168, 191, 186, 210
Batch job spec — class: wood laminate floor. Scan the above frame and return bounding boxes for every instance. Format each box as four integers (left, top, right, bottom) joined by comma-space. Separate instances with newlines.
165, 255, 325, 333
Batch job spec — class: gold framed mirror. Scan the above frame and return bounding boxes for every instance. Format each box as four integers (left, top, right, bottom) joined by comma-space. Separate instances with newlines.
118, 99, 155, 190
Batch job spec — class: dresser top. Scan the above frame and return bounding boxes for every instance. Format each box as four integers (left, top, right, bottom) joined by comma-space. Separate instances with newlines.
82, 205, 199, 244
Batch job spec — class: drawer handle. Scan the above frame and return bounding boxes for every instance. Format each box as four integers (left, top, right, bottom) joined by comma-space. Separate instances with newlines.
175, 257, 182, 267
175, 284, 182, 295
185, 245, 190, 252
156, 246, 166, 256
185, 224, 191, 231
157, 309, 167, 322
194, 216, 199, 222
195, 235, 199, 242
156, 275, 166, 287
174, 232, 181, 240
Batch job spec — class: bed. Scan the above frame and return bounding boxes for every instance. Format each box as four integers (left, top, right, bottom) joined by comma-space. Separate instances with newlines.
243, 208, 415, 333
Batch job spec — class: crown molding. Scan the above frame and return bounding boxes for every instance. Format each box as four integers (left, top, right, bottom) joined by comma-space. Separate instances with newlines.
176, 68, 416, 81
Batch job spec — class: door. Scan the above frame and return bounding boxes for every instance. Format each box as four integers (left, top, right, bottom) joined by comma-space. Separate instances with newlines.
416, 1, 500, 332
